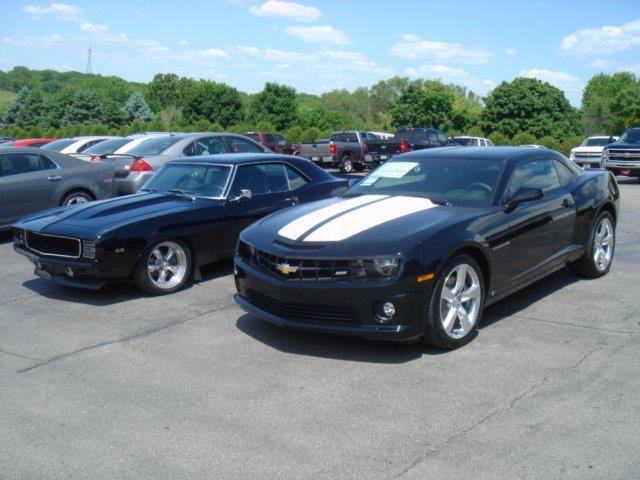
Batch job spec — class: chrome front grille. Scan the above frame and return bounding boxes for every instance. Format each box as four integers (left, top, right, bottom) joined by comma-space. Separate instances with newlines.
25, 231, 81, 258
607, 149, 640, 161
574, 152, 601, 158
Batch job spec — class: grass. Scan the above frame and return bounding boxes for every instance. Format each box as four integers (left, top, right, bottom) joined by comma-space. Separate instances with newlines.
0, 89, 17, 113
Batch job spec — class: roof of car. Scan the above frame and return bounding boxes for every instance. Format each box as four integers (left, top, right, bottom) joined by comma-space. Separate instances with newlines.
167, 153, 287, 165
397, 146, 563, 163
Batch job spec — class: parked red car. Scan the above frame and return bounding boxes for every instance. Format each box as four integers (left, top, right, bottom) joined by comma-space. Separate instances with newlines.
243, 132, 300, 155
9, 138, 56, 148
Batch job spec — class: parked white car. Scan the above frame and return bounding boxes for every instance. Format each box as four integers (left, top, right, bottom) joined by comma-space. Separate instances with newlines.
41, 136, 113, 155
71, 133, 172, 161
569, 136, 618, 169
451, 136, 494, 147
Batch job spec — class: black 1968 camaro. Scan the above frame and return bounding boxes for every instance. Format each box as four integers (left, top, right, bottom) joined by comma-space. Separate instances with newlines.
12, 154, 350, 294
234, 147, 620, 349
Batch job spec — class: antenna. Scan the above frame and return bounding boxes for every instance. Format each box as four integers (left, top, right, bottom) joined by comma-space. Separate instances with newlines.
86, 47, 92, 74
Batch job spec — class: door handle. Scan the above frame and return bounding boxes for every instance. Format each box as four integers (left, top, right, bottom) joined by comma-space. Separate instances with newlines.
47, 175, 62, 182
562, 198, 574, 208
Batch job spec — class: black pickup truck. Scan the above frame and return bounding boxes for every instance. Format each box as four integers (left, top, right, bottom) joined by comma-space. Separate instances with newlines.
602, 127, 640, 179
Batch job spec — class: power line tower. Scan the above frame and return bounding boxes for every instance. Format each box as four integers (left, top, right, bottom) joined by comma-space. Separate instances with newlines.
85, 47, 92, 74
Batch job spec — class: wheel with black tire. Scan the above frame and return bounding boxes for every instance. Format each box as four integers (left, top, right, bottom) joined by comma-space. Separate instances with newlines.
134, 239, 192, 295
339, 156, 353, 174
570, 211, 615, 278
61, 190, 94, 206
424, 255, 484, 349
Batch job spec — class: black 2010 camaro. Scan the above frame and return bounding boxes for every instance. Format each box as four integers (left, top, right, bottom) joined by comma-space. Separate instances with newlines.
234, 147, 619, 349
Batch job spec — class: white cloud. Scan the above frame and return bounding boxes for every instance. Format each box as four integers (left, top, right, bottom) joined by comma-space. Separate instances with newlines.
263, 49, 306, 62
236, 45, 260, 55
80, 22, 108, 34
404, 64, 495, 94
590, 59, 614, 69
390, 34, 494, 65
194, 48, 231, 60
249, 0, 320, 22
284, 25, 350, 45
135, 39, 170, 55
178, 39, 189, 46
519, 68, 584, 104
23, 3, 84, 22
2, 34, 64, 49
561, 19, 640, 56
505, 48, 517, 56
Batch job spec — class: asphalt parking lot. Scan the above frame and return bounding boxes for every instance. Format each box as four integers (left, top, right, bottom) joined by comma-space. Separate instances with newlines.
1, 175, 640, 480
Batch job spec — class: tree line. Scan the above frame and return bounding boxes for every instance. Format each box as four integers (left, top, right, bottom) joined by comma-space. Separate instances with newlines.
1, 66, 639, 155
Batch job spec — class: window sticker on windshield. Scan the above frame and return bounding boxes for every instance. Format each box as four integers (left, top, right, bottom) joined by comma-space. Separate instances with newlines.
360, 162, 419, 185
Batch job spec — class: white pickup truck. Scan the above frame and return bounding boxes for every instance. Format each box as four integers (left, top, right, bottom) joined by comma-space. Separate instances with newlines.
569, 136, 618, 169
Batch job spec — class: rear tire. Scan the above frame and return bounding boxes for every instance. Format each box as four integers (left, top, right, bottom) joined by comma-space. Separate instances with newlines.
134, 239, 192, 295
423, 255, 484, 349
339, 156, 353, 174
570, 211, 615, 278
61, 190, 94, 206
354, 163, 365, 172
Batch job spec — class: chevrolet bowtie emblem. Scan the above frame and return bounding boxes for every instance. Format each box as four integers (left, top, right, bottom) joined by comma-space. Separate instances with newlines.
276, 262, 299, 275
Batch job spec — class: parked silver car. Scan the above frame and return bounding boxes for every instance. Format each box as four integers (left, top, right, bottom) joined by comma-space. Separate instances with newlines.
0, 147, 115, 230
101, 133, 271, 195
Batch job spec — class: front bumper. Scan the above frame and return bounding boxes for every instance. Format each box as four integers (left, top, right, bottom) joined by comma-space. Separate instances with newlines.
234, 255, 429, 342
603, 160, 640, 176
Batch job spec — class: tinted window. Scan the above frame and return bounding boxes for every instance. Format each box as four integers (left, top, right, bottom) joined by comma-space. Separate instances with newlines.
274, 134, 289, 145
264, 134, 276, 143
347, 158, 504, 206
183, 141, 197, 156
144, 164, 232, 197
0, 153, 56, 177
230, 163, 289, 196
42, 139, 75, 151
128, 136, 181, 155
84, 138, 129, 155
452, 138, 475, 146
508, 159, 561, 197
244, 133, 260, 141
428, 132, 438, 144
554, 159, 575, 186
396, 130, 428, 142
619, 128, 640, 144
330, 133, 348, 142
197, 137, 228, 155
582, 137, 611, 147
347, 132, 358, 142
224, 136, 264, 153
437, 132, 448, 144
285, 165, 308, 190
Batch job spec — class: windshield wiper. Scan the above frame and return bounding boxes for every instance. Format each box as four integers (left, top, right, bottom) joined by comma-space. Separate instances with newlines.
139, 187, 155, 193
428, 198, 451, 206
166, 189, 196, 201
342, 192, 363, 198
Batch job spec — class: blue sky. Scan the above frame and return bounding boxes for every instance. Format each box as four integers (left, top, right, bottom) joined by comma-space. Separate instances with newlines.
1, 0, 639, 105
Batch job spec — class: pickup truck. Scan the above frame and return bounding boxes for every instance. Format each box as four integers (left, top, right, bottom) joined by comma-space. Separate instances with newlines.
243, 132, 300, 155
569, 135, 618, 169
299, 138, 332, 166
329, 131, 398, 173
602, 127, 640, 178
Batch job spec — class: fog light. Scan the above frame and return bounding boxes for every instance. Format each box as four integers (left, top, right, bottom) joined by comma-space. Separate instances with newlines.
382, 302, 396, 317
65, 267, 74, 277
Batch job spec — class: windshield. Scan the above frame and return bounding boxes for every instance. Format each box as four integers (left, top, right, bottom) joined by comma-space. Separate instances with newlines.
143, 163, 232, 197
619, 128, 640, 144
346, 158, 504, 206
42, 138, 76, 151
83, 138, 130, 155
127, 136, 181, 155
581, 137, 611, 147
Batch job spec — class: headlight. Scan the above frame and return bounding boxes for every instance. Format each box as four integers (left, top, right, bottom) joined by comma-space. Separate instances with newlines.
12, 228, 25, 246
602, 149, 609, 161
569, 150, 576, 160
349, 257, 400, 278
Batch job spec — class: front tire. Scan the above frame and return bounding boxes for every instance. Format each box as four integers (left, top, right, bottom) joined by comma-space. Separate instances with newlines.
571, 211, 615, 278
424, 255, 484, 349
134, 239, 192, 295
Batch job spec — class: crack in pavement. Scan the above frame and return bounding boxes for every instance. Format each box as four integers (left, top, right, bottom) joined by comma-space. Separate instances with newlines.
16, 301, 236, 374
0, 347, 42, 361
486, 311, 640, 335
0, 292, 41, 308
391, 347, 599, 480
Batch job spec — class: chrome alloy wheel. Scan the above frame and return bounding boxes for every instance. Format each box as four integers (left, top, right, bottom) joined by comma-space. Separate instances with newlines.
66, 195, 89, 205
147, 241, 188, 289
440, 263, 482, 339
593, 217, 614, 272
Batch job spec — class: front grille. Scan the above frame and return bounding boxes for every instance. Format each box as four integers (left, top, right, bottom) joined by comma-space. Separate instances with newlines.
574, 152, 601, 158
608, 149, 640, 161
255, 249, 353, 281
25, 231, 81, 258
246, 289, 359, 325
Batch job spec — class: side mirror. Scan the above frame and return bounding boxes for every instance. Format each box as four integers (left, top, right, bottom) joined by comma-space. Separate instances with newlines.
505, 187, 543, 212
608, 135, 616, 144
232, 189, 252, 201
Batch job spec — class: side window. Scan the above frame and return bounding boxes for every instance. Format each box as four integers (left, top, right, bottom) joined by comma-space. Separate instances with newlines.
285, 165, 309, 190
507, 159, 561, 198
224, 136, 265, 153
79, 139, 104, 152
347, 132, 358, 143
0, 153, 56, 176
437, 132, 448, 144
264, 133, 276, 143
183, 141, 197, 156
197, 137, 228, 155
553, 159, 575, 186
274, 134, 289, 146
428, 132, 438, 144
230, 163, 289, 196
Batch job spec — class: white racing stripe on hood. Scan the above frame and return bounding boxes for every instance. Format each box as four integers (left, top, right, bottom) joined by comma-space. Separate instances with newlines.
303, 196, 436, 242
278, 195, 387, 240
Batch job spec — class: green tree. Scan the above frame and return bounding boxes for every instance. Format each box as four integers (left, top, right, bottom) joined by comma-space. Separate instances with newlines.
3, 86, 31, 123
248, 82, 297, 131
285, 125, 304, 143
147, 73, 184, 111
122, 92, 154, 123
391, 83, 454, 130
512, 132, 536, 145
63, 90, 102, 125
183, 81, 243, 128
488, 131, 510, 145
582, 72, 640, 135
481, 77, 581, 140
15, 89, 45, 128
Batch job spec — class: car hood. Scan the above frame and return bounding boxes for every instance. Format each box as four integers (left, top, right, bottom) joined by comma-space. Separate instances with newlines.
248, 194, 479, 254
572, 146, 605, 153
14, 192, 208, 238
606, 142, 640, 149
